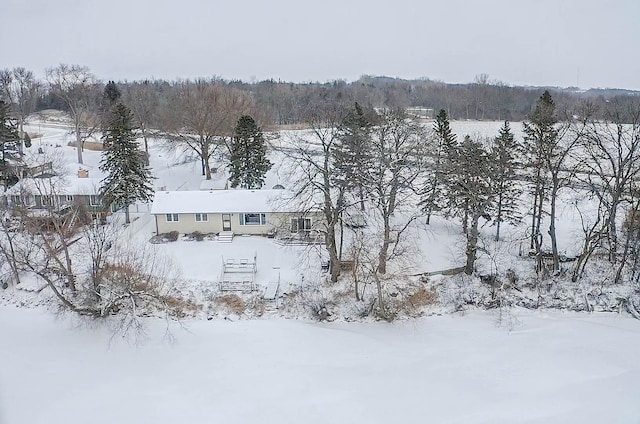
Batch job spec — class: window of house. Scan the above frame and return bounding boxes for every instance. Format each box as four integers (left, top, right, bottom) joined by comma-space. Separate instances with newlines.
166, 213, 179, 222
65, 195, 74, 202
89, 195, 102, 206
40, 195, 53, 207
195, 213, 208, 222
239, 213, 266, 225
291, 217, 312, 232
22, 195, 34, 207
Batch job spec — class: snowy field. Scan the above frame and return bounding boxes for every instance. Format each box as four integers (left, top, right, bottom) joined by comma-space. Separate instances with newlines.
1, 306, 639, 424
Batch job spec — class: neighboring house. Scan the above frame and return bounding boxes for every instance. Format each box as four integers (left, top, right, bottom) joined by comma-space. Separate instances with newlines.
150, 189, 322, 238
2, 168, 108, 218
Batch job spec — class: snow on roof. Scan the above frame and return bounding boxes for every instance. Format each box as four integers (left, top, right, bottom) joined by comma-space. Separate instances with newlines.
150, 189, 299, 214
4, 175, 101, 196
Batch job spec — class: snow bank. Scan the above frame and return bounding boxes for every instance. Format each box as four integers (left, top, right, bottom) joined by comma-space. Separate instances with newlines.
0, 306, 638, 424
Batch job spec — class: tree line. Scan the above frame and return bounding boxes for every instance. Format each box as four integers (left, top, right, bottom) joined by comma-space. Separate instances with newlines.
280, 91, 640, 318
3, 66, 640, 137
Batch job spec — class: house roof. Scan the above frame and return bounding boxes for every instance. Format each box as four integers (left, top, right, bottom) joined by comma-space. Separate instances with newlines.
4, 175, 101, 196
150, 189, 299, 214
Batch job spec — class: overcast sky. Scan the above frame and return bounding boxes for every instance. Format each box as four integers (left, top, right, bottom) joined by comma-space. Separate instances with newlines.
2, 0, 638, 90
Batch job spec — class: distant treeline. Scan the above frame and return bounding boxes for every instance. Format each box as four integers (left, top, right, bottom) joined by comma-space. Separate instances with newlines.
33, 73, 640, 126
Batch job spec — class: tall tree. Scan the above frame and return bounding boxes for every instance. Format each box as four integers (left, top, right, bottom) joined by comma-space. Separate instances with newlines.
523, 91, 557, 264
99, 102, 154, 224
228, 115, 272, 189
422, 109, 456, 224
160, 80, 252, 180
0, 100, 19, 145
46, 64, 101, 164
576, 101, 640, 265
0, 67, 40, 136
442, 135, 495, 274
122, 80, 158, 164
489, 121, 522, 241
100, 80, 122, 134
523, 90, 576, 272
0, 100, 20, 182
334, 102, 374, 211
284, 100, 351, 283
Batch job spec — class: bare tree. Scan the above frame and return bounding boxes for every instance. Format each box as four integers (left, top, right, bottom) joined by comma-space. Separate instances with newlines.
7, 182, 182, 336
0, 67, 41, 136
576, 101, 640, 263
369, 110, 427, 275
160, 80, 253, 180
46, 64, 101, 164
122, 80, 158, 163
283, 101, 350, 283
0, 206, 23, 286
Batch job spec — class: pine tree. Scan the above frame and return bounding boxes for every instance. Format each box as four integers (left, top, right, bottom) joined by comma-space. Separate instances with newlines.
489, 121, 522, 241
523, 90, 561, 269
334, 102, 373, 211
228, 115, 272, 189
99, 102, 154, 224
101, 80, 122, 137
422, 109, 457, 223
441, 135, 494, 273
0, 100, 19, 169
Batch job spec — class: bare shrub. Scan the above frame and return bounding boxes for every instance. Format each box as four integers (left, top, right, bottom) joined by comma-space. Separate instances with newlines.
407, 287, 438, 308
166, 231, 179, 242
215, 294, 246, 315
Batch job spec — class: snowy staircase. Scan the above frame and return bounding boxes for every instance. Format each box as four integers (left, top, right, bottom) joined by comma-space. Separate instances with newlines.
263, 268, 281, 311
217, 231, 234, 243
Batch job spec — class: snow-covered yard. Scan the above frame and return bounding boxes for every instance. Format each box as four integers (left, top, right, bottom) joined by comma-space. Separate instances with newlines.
0, 306, 639, 423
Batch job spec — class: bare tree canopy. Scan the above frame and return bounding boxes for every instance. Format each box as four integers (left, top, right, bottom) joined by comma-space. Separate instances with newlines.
45, 64, 102, 164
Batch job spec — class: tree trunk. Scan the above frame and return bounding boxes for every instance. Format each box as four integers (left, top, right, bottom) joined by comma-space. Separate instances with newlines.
495, 193, 503, 242
327, 229, 340, 283
125, 205, 131, 224
465, 214, 480, 275
142, 124, 150, 166
373, 272, 388, 319
462, 199, 469, 235
75, 122, 84, 164
378, 214, 391, 274
530, 189, 538, 250
549, 183, 560, 272
608, 201, 619, 263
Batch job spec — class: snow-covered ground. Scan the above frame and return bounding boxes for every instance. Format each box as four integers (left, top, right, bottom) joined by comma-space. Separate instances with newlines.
3, 117, 639, 423
1, 306, 639, 424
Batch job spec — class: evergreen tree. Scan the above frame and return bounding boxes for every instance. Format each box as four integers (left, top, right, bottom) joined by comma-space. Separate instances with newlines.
99, 102, 154, 224
228, 115, 272, 189
101, 80, 122, 136
0, 100, 19, 167
421, 109, 457, 223
523, 90, 560, 269
441, 135, 494, 273
334, 102, 373, 211
489, 121, 522, 241
103, 80, 122, 105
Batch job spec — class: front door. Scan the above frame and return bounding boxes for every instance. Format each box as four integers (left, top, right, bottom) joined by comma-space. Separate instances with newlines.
222, 214, 232, 231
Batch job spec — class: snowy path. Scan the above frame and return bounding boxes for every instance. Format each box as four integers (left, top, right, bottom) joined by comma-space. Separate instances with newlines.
0, 307, 639, 424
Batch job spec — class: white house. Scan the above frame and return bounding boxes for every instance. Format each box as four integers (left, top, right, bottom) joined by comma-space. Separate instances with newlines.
150, 189, 321, 238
